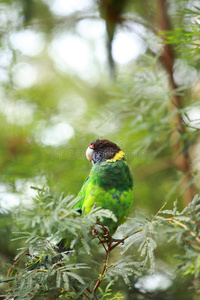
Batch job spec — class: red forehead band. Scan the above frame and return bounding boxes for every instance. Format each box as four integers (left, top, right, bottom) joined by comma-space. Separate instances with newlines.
89, 143, 94, 148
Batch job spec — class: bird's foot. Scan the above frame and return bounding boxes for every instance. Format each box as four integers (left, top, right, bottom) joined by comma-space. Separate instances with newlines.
92, 223, 112, 244
92, 223, 126, 249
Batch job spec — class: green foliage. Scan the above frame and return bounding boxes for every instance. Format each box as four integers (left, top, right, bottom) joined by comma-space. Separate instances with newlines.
98, 281, 123, 300
157, 195, 200, 281
2, 188, 159, 299
163, 5, 200, 58
1, 189, 200, 299
1, 0, 200, 299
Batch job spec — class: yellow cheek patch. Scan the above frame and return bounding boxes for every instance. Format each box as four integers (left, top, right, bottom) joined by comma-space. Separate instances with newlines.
106, 150, 125, 162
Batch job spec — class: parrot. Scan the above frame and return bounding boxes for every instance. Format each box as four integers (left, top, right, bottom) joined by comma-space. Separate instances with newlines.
57, 138, 133, 252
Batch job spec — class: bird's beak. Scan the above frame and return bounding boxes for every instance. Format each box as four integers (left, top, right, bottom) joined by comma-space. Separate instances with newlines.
86, 146, 94, 162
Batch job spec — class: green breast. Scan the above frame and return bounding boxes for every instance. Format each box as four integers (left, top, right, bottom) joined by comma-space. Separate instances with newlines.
91, 160, 133, 191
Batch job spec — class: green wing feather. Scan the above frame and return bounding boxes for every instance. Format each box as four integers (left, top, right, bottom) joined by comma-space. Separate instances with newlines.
74, 159, 133, 235
58, 157, 133, 250
74, 176, 90, 210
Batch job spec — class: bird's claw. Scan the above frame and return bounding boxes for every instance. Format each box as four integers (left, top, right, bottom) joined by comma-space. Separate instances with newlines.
92, 223, 125, 248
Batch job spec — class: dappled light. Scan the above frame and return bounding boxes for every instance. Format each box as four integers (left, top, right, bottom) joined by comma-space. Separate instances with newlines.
0, 0, 200, 299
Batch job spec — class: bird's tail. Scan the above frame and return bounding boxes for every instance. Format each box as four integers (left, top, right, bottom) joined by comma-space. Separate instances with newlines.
55, 238, 72, 254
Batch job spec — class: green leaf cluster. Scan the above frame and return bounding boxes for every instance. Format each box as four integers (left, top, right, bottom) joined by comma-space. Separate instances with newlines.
2, 189, 200, 299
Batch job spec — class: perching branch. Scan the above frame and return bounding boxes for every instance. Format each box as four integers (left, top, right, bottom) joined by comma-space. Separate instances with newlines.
92, 223, 144, 296
92, 224, 127, 294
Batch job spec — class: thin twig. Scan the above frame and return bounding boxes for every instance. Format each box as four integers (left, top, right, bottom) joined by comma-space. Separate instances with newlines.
93, 248, 110, 293
165, 217, 200, 244
151, 202, 167, 222
83, 292, 90, 299
7, 252, 30, 290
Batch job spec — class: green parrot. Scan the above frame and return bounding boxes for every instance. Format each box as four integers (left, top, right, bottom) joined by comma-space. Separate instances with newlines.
57, 138, 133, 252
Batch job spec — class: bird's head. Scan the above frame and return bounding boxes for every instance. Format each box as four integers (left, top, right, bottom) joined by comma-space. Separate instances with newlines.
86, 138, 124, 164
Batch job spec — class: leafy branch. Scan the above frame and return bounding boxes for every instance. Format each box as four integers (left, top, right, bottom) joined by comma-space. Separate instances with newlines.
2, 187, 200, 299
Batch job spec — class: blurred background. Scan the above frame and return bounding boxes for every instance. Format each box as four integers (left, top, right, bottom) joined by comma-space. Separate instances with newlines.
0, 0, 200, 299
